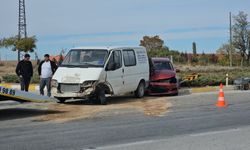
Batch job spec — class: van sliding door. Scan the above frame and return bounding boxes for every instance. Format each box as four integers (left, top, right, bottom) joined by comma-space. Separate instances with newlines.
122, 49, 138, 92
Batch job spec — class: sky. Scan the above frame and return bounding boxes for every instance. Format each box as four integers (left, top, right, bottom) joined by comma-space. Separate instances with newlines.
0, 0, 250, 60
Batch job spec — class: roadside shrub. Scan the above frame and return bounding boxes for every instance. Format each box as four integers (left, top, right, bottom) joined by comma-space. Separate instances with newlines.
2, 74, 40, 83
181, 77, 230, 87
178, 67, 250, 87
31, 73, 40, 83
2, 74, 19, 83
30, 65, 40, 83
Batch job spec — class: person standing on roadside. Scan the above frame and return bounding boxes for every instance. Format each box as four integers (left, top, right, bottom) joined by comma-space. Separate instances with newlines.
15, 54, 33, 92
38, 54, 58, 97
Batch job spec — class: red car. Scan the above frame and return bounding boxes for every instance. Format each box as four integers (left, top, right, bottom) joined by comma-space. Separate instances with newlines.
148, 57, 179, 95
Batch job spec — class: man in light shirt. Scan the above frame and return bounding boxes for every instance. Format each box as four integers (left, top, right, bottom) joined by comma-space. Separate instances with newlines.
38, 54, 58, 97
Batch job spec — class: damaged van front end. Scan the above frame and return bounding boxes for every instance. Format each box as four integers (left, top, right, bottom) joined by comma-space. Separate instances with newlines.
51, 67, 110, 101
52, 79, 98, 99
51, 48, 110, 103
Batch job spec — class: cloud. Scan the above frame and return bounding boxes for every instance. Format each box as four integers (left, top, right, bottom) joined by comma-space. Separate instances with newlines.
165, 29, 228, 40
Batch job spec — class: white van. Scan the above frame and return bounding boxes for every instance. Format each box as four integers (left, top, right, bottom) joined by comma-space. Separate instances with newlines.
51, 46, 149, 104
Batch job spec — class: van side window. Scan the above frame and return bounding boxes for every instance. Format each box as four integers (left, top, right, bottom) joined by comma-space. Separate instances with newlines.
123, 49, 136, 66
107, 50, 122, 70
114, 51, 122, 68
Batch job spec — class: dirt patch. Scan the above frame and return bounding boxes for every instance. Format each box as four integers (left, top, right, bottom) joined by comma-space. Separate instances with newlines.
38, 97, 172, 123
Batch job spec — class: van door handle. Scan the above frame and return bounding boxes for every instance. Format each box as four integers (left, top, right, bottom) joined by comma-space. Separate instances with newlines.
122, 68, 124, 73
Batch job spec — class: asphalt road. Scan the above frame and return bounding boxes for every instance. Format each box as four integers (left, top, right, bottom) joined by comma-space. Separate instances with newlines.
1, 90, 250, 150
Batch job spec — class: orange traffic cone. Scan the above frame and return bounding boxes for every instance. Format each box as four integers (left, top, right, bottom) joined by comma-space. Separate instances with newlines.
216, 83, 227, 107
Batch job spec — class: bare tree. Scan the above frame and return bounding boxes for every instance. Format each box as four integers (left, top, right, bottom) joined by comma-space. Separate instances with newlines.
232, 11, 250, 66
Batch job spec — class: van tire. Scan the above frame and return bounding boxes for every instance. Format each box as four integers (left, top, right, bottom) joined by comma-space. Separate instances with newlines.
57, 98, 66, 103
172, 91, 179, 96
98, 89, 107, 105
135, 81, 145, 98
244, 84, 249, 90
95, 86, 107, 105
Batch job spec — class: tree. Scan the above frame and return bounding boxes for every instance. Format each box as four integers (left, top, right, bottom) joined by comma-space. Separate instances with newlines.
178, 52, 185, 63
192, 42, 197, 55
198, 51, 209, 65
217, 43, 243, 66
191, 42, 198, 63
209, 54, 218, 64
184, 51, 188, 62
140, 35, 164, 51
232, 11, 250, 66
0, 36, 37, 60
216, 43, 232, 56
0, 36, 17, 50
216, 43, 231, 65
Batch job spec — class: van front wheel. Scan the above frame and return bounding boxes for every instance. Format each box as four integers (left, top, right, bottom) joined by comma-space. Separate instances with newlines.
96, 88, 107, 105
57, 98, 66, 103
135, 82, 145, 98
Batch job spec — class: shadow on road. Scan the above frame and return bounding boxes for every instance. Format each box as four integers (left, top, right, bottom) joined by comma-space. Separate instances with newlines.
0, 108, 62, 121
61, 88, 190, 106
107, 96, 159, 105
64, 95, 159, 106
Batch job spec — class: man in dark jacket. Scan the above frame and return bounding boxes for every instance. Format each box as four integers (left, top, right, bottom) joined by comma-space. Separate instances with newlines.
16, 54, 33, 92
38, 54, 58, 97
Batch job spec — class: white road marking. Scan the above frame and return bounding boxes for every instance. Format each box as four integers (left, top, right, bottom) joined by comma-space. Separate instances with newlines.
189, 128, 240, 137
93, 128, 243, 150
85, 140, 158, 150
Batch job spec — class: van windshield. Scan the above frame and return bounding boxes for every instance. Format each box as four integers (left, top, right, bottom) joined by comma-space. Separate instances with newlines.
61, 49, 108, 68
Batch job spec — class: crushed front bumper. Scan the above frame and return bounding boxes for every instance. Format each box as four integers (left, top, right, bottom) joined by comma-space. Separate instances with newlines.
148, 82, 178, 95
51, 86, 94, 98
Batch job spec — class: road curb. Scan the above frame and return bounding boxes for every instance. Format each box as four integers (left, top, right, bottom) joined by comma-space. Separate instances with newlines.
191, 85, 235, 93
0, 83, 39, 92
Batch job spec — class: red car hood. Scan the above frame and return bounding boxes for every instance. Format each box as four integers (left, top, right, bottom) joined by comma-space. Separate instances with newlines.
151, 70, 176, 81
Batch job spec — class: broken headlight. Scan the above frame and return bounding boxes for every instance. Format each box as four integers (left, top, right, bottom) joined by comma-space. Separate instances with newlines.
51, 79, 58, 87
81, 80, 96, 88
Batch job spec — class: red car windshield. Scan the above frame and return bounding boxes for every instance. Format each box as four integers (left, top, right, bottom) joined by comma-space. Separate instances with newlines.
153, 61, 173, 70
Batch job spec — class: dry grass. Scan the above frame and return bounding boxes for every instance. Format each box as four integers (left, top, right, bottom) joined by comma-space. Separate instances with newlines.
0, 61, 17, 75
0, 60, 37, 77
176, 65, 247, 73
191, 86, 218, 93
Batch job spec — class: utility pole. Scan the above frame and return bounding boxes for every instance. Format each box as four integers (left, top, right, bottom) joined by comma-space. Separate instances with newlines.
18, 0, 27, 61
229, 12, 233, 67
